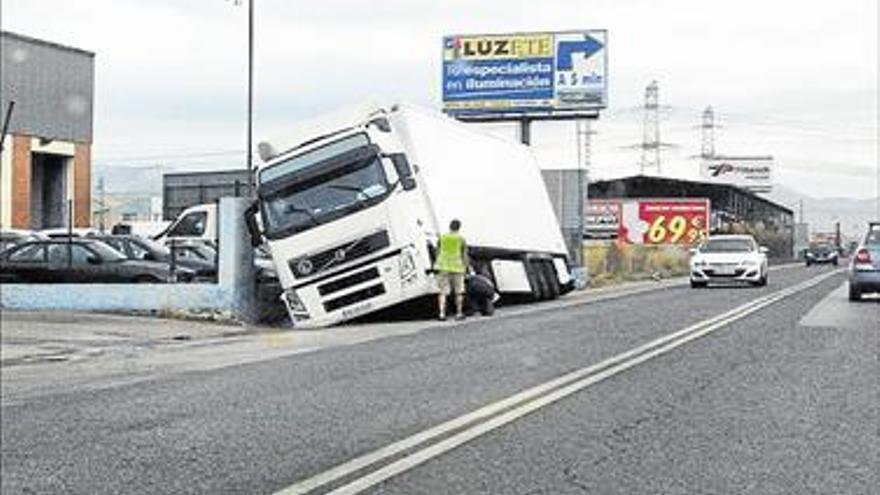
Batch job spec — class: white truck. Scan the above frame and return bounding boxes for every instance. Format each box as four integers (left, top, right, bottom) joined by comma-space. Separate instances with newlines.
247, 102, 572, 328
153, 204, 218, 246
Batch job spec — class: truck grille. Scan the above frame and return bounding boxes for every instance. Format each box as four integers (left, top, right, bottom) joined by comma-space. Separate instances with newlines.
290, 230, 390, 279
318, 267, 381, 296
323, 283, 385, 313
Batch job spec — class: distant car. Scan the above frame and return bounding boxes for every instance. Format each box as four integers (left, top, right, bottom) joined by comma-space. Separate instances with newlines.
848, 222, 880, 301
87, 234, 216, 280
805, 242, 839, 266
0, 239, 195, 284
690, 234, 769, 288
164, 239, 278, 282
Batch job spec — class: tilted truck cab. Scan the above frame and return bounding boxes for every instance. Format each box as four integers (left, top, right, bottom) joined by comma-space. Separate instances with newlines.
247, 103, 572, 328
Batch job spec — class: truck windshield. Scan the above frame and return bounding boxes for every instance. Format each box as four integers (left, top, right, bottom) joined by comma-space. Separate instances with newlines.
259, 138, 390, 237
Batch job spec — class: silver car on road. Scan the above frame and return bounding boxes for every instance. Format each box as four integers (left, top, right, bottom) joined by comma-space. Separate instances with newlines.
848, 222, 880, 301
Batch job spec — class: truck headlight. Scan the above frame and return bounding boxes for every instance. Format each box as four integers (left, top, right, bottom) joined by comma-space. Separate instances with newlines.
282, 287, 308, 314
399, 250, 417, 281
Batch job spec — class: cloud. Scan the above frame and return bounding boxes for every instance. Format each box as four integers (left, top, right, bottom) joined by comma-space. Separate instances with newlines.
2, 0, 877, 198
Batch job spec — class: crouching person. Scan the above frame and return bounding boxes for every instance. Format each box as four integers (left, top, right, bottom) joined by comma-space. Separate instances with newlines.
466, 272, 496, 317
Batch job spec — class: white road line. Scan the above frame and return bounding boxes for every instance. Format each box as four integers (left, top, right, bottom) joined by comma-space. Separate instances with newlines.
276, 268, 841, 495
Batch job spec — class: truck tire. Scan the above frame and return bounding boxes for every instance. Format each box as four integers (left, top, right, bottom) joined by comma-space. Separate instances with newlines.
542, 260, 560, 299
525, 259, 548, 301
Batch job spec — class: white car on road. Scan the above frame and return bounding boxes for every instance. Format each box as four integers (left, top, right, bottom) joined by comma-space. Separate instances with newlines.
690, 235, 769, 288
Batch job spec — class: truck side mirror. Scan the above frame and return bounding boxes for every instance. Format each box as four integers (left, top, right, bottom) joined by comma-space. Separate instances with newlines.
368, 117, 391, 132
401, 177, 417, 191
387, 153, 417, 191
244, 201, 263, 248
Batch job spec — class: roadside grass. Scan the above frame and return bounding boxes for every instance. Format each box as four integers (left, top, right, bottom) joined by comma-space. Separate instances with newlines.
584, 242, 690, 288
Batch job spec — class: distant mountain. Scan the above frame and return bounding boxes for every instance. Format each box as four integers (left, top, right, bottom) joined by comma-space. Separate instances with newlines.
92, 165, 164, 196
92, 162, 233, 197
764, 185, 878, 240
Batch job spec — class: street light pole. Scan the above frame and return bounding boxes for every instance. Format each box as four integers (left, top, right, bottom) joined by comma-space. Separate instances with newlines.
246, 0, 255, 195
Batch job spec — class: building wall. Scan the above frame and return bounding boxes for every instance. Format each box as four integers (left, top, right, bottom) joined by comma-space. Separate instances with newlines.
74, 142, 91, 227
0, 31, 94, 230
10, 135, 31, 228
0, 135, 12, 227
0, 31, 94, 143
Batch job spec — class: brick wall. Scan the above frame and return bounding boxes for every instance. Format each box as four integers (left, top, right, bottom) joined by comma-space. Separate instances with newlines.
11, 135, 31, 228
73, 143, 91, 227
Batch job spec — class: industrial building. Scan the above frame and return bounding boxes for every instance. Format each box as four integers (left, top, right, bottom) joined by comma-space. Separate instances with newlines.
592, 174, 794, 257
0, 31, 95, 230
541, 171, 795, 258
162, 169, 251, 220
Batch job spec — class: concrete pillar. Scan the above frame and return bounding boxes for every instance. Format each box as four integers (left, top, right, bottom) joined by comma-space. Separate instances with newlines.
217, 197, 256, 322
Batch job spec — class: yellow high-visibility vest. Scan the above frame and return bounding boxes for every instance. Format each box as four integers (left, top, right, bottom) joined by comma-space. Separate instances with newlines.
434, 232, 466, 273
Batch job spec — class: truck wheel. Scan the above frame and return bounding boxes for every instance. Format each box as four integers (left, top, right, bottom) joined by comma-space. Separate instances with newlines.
542, 261, 560, 299
525, 259, 548, 301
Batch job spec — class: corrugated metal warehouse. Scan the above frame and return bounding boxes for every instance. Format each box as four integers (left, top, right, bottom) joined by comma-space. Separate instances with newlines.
541, 171, 795, 257
162, 169, 251, 220
0, 31, 95, 229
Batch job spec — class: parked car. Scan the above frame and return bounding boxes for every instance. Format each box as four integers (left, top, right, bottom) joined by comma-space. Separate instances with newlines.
848, 222, 880, 301
805, 242, 838, 266
87, 234, 216, 280
0, 239, 195, 284
1, 229, 47, 253
39, 228, 102, 238
690, 234, 769, 288
163, 239, 278, 282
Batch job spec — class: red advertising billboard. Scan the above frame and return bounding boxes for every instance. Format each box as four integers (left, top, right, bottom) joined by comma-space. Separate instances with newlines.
635, 199, 710, 245
585, 198, 710, 245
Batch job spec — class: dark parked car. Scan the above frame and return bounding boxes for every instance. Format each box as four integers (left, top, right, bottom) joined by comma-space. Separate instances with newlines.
0, 230, 47, 253
0, 239, 195, 284
805, 242, 838, 266
848, 222, 880, 301
88, 234, 216, 280
164, 239, 278, 282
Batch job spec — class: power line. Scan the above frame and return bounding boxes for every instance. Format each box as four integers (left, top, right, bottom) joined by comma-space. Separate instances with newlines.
96, 149, 246, 162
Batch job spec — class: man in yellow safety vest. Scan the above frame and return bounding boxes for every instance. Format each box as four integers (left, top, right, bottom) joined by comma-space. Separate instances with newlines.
434, 219, 468, 320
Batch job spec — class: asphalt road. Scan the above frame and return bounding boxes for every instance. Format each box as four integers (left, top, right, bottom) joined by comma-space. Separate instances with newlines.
1, 265, 876, 495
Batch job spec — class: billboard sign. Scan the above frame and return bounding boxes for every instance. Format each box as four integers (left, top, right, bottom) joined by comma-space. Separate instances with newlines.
442, 30, 607, 116
701, 156, 774, 193
584, 200, 620, 239
585, 198, 710, 245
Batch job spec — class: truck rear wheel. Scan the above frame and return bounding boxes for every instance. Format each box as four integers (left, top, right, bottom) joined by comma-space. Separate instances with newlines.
524, 259, 548, 301
542, 260, 560, 299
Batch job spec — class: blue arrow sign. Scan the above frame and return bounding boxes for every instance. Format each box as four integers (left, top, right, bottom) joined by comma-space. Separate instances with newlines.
556, 36, 603, 70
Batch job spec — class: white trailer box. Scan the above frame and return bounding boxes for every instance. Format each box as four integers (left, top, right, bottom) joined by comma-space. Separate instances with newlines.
250, 102, 571, 328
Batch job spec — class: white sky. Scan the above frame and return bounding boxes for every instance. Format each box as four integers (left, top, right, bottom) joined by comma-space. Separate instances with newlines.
2, 0, 878, 199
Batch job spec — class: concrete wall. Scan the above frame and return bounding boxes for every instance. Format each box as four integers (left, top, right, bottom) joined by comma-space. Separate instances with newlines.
0, 198, 256, 321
